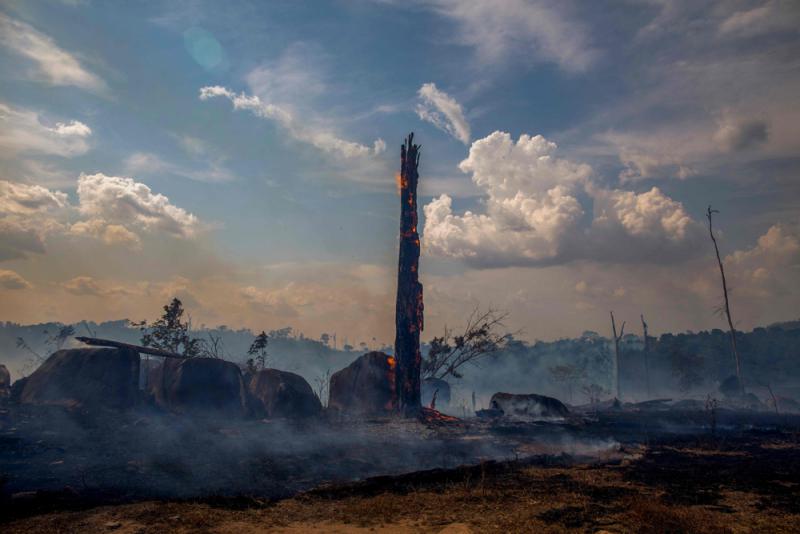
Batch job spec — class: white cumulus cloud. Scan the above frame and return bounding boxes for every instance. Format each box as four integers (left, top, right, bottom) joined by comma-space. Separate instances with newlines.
591, 187, 696, 243
52, 120, 92, 137
76, 173, 199, 238
423, 131, 704, 268
0, 180, 67, 260
69, 219, 142, 248
0, 180, 68, 214
0, 103, 93, 157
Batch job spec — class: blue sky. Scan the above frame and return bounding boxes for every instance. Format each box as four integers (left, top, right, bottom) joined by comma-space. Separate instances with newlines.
1, 0, 799, 345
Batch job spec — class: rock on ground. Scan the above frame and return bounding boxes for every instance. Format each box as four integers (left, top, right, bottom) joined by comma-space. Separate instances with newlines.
489, 392, 569, 420
149, 357, 248, 417
329, 352, 395, 415
17, 348, 139, 410
248, 368, 321, 419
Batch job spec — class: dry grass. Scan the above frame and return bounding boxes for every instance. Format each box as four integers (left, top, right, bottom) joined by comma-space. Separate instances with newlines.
5, 469, 797, 533
5, 435, 800, 533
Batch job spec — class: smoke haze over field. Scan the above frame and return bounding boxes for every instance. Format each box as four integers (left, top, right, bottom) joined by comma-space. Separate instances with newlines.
4, 319, 799, 413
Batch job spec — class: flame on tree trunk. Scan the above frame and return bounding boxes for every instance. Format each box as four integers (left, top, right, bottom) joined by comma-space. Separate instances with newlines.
395, 133, 423, 417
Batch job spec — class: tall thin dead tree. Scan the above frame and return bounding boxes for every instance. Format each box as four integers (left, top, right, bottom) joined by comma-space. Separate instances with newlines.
641, 314, 651, 398
610, 311, 625, 399
706, 205, 743, 392
395, 133, 423, 416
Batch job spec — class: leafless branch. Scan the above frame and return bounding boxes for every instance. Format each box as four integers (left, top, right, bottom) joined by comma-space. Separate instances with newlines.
423, 308, 512, 381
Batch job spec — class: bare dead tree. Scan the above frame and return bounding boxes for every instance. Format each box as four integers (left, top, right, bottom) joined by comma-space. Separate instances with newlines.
670, 349, 705, 392
765, 383, 779, 415
199, 332, 226, 359
81, 320, 97, 338
641, 314, 651, 399
422, 308, 510, 381
44, 325, 75, 352
706, 205, 743, 392
610, 311, 625, 399
395, 133, 424, 416
549, 362, 587, 404
16, 336, 44, 376
582, 383, 608, 408
313, 369, 331, 408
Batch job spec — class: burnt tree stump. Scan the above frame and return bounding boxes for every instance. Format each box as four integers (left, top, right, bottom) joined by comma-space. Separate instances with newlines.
395, 133, 423, 416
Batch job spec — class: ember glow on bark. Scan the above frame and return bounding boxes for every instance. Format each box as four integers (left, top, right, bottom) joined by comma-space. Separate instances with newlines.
395, 133, 423, 417
386, 355, 397, 411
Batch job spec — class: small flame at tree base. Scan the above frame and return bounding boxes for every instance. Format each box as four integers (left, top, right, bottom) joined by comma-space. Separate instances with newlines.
419, 407, 461, 425
385, 356, 397, 411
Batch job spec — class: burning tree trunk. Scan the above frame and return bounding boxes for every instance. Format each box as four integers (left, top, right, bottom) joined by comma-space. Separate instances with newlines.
395, 133, 423, 417
610, 311, 625, 399
706, 206, 743, 393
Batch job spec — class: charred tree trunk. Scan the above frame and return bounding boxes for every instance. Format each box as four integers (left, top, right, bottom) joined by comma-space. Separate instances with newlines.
641, 314, 651, 399
610, 311, 625, 400
395, 133, 423, 417
706, 206, 743, 393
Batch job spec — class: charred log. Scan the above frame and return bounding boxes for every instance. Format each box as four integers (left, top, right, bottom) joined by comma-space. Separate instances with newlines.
75, 336, 192, 359
394, 133, 423, 417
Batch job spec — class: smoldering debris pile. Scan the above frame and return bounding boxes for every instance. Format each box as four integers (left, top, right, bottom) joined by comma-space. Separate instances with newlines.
475, 393, 570, 421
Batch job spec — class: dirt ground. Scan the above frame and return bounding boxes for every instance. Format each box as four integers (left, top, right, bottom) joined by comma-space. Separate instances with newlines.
5, 431, 799, 534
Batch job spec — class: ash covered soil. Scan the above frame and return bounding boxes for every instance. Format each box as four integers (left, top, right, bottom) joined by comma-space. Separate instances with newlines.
2, 404, 800, 532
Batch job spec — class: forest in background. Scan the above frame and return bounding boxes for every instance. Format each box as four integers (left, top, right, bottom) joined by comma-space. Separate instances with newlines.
2, 318, 799, 411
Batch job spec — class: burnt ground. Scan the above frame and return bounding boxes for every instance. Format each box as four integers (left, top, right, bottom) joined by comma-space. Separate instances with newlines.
2, 404, 799, 532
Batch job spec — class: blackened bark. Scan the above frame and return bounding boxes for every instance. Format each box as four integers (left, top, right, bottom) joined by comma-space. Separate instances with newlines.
395, 133, 423, 416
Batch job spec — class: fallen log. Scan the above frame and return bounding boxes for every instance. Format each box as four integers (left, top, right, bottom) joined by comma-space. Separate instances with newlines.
74, 337, 192, 359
